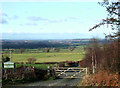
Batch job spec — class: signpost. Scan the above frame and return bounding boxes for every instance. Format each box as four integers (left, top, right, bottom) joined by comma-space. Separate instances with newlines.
3, 61, 15, 79
4, 62, 15, 69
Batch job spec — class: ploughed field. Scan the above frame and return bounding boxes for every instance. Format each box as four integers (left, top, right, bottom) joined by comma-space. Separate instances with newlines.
7, 48, 86, 63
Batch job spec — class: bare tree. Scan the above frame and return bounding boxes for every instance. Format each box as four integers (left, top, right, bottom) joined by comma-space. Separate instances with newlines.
89, 1, 120, 39
68, 47, 75, 51
53, 48, 60, 52
82, 38, 102, 73
88, 1, 120, 72
19, 48, 25, 54
44, 48, 50, 53
38, 47, 41, 52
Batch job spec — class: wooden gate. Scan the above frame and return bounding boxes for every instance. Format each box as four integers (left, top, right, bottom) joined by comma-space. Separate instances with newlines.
54, 67, 87, 78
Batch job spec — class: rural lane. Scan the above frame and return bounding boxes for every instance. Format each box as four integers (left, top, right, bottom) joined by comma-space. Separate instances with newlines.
17, 78, 82, 86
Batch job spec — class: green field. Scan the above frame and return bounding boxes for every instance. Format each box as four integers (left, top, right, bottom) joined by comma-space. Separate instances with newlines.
15, 63, 54, 70
9, 48, 86, 63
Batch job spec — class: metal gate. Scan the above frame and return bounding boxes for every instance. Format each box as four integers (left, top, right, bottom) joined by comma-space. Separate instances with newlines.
54, 67, 87, 78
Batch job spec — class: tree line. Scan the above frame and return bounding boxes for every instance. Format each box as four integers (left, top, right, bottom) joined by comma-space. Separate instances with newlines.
82, 1, 120, 73
2, 40, 70, 49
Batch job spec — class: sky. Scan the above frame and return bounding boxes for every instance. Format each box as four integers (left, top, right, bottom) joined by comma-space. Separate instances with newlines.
0, 1, 114, 40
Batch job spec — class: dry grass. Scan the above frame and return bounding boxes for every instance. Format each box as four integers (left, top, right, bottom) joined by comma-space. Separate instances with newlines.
78, 70, 120, 86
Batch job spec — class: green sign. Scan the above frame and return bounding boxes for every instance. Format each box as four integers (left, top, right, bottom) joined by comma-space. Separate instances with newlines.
4, 62, 15, 68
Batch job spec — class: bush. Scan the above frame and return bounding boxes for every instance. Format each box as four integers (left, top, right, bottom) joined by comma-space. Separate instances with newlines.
2, 66, 49, 85
34, 68, 47, 80
68, 47, 75, 51
46, 48, 50, 53
2, 55, 10, 62
59, 62, 65, 67
27, 57, 36, 64
53, 48, 60, 52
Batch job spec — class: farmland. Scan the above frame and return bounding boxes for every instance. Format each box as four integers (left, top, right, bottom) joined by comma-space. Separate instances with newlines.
8, 48, 86, 63
15, 63, 54, 70
2, 43, 86, 85
2, 39, 89, 63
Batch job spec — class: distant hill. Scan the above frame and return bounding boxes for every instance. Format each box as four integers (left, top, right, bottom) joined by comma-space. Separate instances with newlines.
1, 39, 106, 49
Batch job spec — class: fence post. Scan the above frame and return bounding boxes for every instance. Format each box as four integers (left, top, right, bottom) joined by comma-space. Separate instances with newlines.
48, 66, 50, 75
5, 69, 8, 79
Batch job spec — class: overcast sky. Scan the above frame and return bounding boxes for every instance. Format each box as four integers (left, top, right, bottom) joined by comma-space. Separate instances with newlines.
0, 2, 114, 40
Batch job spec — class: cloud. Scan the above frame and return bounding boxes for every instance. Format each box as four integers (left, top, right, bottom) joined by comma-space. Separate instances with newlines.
0, 12, 8, 17
20, 22, 38, 26
28, 16, 80, 23
0, 12, 19, 24
0, 18, 8, 24
68, 17, 78, 20
28, 16, 66, 23
9, 15, 19, 20
1, 12, 19, 20
28, 16, 48, 21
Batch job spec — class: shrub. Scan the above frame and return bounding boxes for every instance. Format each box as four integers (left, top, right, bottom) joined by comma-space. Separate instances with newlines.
27, 57, 36, 64
2, 55, 10, 62
53, 48, 60, 52
19, 48, 25, 54
43, 48, 50, 53
68, 47, 75, 51
34, 68, 47, 80
59, 62, 65, 67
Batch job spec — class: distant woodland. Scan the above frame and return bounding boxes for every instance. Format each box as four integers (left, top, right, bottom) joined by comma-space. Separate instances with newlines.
1, 39, 106, 49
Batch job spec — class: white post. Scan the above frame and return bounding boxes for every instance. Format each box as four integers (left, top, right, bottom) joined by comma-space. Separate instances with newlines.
93, 66, 95, 74
86, 67, 87, 74
92, 55, 95, 74
10, 49, 12, 61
